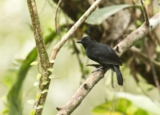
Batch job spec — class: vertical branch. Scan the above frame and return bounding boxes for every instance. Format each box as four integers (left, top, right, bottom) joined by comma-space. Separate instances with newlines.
140, 0, 150, 26
55, 0, 62, 33
27, 0, 52, 115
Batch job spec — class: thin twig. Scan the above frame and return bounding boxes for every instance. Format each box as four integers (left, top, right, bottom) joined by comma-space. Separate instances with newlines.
140, 0, 150, 26
50, 0, 103, 60
55, 0, 62, 34
144, 39, 160, 97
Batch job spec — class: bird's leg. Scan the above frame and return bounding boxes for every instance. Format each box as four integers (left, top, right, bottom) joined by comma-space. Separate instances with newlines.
92, 66, 104, 73
111, 71, 114, 88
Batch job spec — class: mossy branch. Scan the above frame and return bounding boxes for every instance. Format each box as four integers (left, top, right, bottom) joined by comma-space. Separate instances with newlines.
27, 0, 52, 115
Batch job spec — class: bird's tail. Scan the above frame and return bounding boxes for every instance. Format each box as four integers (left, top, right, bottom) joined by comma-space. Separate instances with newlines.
113, 66, 123, 86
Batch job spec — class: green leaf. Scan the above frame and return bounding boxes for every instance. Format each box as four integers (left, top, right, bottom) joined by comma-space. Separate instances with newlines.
36, 94, 41, 100
49, 75, 55, 79
33, 82, 39, 86
7, 48, 37, 115
37, 105, 44, 110
92, 101, 112, 113
42, 81, 49, 85
47, 68, 53, 72
92, 98, 131, 114
116, 92, 160, 115
117, 98, 132, 113
134, 109, 149, 115
85, 4, 136, 25
50, 60, 55, 63
30, 61, 39, 65
136, 20, 142, 26
7, 30, 56, 115
36, 73, 41, 80
41, 89, 48, 94
30, 110, 35, 115
2, 109, 9, 114
27, 100, 35, 105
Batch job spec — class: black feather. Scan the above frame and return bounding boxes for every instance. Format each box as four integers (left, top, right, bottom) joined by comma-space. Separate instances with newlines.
77, 36, 123, 86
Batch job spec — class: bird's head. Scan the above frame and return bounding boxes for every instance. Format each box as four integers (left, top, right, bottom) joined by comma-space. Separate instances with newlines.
77, 36, 96, 49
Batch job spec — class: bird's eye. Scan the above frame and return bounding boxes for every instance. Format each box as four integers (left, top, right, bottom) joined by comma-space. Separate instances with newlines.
86, 38, 90, 41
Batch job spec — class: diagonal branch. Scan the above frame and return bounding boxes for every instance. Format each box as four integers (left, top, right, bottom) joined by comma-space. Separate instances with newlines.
49, 0, 103, 60
56, 71, 105, 115
113, 13, 160, 56
56, 12, 160, 115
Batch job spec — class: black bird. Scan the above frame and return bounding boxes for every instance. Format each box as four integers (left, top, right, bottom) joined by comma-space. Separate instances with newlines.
77, 36, 123, 86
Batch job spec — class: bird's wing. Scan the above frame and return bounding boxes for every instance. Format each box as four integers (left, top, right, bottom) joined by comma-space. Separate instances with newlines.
89, 45, 122, 66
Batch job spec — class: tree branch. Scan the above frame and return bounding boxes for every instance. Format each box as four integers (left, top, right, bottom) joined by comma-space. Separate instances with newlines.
27, 0, 52, 115
140, 0, 150, 26
49, 0, 103, 60
27, 0, 103, 114
113, 13, 160, 56
56, 12, 160, 115
56, 71, 105, 115
55, 0, 62, 33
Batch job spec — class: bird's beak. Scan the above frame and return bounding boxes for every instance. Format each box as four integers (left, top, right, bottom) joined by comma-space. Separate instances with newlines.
77, 39, 82, 43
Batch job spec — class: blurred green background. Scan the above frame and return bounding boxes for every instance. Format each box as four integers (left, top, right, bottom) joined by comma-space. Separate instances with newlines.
0, 0, 160, 115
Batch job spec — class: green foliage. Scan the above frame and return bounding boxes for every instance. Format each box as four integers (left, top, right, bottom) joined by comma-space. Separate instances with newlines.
136, 20, 143, 27
6, 30, 56, 115
2, 71, 16, 88
7, 48, 37, 115
85, 4, 140, 25
2, 109, 9, 115
116, 93, 160, 115
143, 0, 151, 6
30, 110, 35, 115
134, 109, 149, 115
92, 98, 152, 115
134, 39, 144, 49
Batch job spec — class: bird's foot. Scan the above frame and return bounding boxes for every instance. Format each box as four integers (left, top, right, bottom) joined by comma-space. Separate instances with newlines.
92, 66, 104, 73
